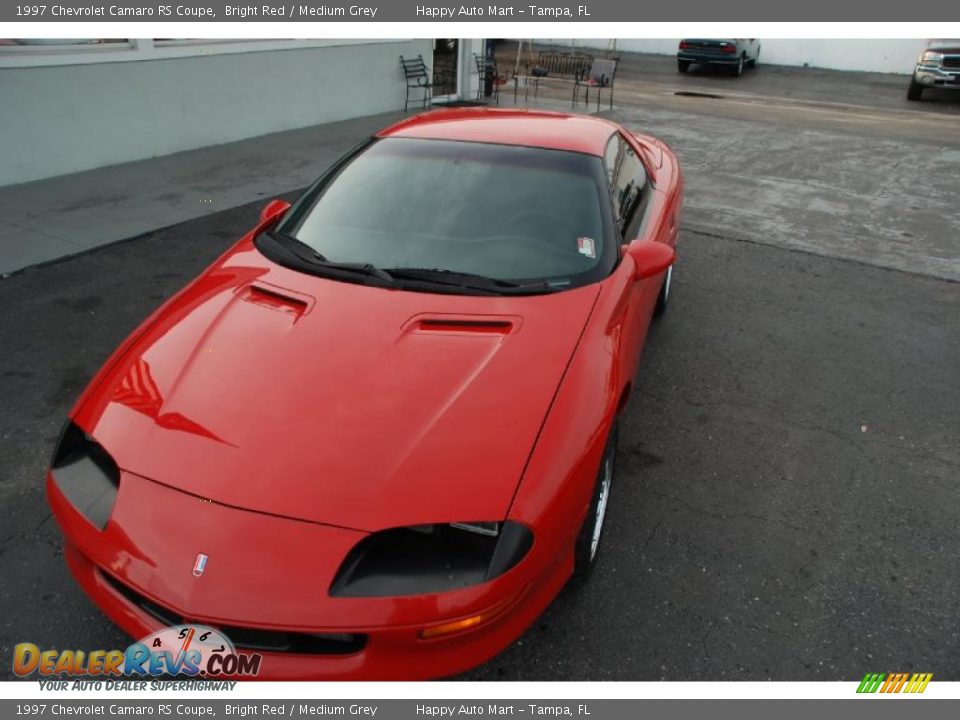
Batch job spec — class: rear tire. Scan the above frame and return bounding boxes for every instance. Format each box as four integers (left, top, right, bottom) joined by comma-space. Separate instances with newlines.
907, 79, 924, 101
733, 55, 745, 77
571, 420, 619, 583
678, 59, 690, 73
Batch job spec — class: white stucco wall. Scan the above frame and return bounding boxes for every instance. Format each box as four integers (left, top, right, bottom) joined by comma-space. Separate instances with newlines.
0, 39, 432, 187
548, 39, 930, 74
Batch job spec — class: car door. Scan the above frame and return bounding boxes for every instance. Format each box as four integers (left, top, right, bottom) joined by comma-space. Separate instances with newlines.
604, 132, 658, 379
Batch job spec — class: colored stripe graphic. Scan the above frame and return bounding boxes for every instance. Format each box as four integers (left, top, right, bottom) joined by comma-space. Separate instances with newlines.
881, 673, 907, 693
857, 673, 885, 693
905, 673, 933, 693
857, 672, 932, 694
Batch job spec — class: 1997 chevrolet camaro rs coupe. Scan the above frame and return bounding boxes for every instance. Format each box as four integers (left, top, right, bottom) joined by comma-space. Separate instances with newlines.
47, 108, 683, 679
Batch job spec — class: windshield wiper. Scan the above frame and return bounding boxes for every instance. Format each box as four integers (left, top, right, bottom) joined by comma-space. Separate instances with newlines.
260, 233, 554, 295
265, 231, 394, 283
383, 267, 555, 295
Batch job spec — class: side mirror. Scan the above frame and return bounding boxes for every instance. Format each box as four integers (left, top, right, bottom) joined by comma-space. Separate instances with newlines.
260, 199, 291, 224
625, 240, 675, 280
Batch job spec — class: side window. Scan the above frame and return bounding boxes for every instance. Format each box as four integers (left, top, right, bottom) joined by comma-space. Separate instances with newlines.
603, 134, 619, 194
603, 133, 623, 224
603, 132, 648, 240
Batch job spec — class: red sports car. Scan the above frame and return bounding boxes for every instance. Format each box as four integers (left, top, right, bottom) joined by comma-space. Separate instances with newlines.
47, 108, 683, 679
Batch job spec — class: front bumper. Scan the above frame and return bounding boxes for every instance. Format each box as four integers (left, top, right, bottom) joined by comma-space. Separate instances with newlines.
48, 471, 569, 679
913, 65, 960, 88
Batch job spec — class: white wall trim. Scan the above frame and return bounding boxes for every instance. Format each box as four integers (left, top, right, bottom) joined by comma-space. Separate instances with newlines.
0, 38, 402, 69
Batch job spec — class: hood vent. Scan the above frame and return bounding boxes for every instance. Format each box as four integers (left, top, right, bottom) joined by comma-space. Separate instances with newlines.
415, 318, 515, 335
241, 283, 312, 318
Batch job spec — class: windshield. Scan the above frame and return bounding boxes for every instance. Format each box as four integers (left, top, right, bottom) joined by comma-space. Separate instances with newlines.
273, 138, 615, 291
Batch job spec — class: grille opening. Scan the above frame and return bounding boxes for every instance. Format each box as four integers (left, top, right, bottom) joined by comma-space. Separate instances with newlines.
101, 572, 366, 656
106, 574, 181, 627
219, 626, 366, 655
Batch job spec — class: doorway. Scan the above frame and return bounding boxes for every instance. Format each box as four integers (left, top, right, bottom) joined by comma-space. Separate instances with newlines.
432, 39, 459, 100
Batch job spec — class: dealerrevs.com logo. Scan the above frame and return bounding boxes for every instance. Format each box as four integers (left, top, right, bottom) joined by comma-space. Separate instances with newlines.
857, 673, 933, 694
13, 624, 261, 679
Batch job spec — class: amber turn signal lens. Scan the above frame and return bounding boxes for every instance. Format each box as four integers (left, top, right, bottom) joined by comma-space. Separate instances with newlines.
420, 615, 487, 639
419, 588, 526, 640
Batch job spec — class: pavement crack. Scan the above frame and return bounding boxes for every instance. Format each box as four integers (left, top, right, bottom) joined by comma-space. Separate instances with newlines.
680, 224, 960, 285
1, 217, 76, 246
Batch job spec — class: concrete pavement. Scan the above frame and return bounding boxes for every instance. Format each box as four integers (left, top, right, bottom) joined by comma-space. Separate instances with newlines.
608, 102, 960, 283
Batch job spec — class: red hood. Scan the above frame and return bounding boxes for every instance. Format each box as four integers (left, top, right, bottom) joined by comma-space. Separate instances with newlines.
75, 241, 600, 532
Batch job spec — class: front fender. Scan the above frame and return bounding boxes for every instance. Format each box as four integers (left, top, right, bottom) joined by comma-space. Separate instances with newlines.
507, 264, 636, 568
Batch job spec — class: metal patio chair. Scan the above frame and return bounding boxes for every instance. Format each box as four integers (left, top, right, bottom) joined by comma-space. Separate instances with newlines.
573, 57, 619, 110
474, 53, 505, 103
400, 54, 433, 112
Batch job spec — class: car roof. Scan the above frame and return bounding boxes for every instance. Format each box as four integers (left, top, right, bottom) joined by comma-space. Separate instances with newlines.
376, 108, 619, 157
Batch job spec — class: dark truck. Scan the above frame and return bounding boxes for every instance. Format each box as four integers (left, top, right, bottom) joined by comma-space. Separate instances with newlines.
907, 41, 960, 101
677, 39, 760, 76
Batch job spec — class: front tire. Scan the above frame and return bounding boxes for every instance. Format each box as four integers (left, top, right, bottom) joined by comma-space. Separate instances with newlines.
678, 59, 690, 73
572, 420, 619, 583
907, 79, 924, 101
653, 264, 673, 317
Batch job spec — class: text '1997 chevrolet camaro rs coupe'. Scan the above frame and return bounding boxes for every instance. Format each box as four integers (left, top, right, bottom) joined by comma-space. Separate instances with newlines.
46, 108, 683, 679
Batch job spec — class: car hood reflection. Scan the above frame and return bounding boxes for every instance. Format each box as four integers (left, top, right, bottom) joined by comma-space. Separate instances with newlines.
78, 248, 602, 532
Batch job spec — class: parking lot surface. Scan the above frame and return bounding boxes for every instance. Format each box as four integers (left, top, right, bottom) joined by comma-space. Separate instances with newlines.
1, 54, 958, 680
526, 44, 960, 121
